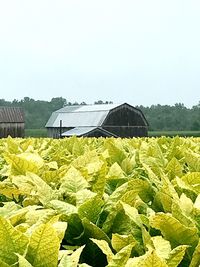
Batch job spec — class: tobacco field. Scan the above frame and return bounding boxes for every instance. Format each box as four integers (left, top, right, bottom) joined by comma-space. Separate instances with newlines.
0, 136, 200, 267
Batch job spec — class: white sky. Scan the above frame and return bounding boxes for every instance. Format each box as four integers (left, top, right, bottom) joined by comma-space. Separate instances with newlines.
0, 0, 200, 107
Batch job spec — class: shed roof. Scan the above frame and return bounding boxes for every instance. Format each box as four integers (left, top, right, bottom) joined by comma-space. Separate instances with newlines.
46, 104, 119, 128
62, 127, 117, 137
0, 107, 24, 123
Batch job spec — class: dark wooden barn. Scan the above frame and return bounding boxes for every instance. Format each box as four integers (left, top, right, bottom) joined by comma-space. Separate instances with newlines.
0, 107, 25, 138
45, 103, 148, 138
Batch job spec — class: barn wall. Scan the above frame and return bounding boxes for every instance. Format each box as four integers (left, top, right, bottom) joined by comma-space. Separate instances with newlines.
47, 127, 73, 138
0, 123, 25, 138
103, 126, 148, 137
103, 105, 147, 127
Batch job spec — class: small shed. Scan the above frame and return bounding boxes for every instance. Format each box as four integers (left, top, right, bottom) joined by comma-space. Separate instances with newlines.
0, 107, 25, 138
45, 103, 148, 138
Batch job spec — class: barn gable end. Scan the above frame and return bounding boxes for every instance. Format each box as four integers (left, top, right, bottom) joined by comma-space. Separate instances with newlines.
0, 107, 25, 138
102, 103, 148, 137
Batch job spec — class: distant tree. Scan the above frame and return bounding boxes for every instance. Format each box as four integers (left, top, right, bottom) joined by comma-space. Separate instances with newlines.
0, 99, 11, 106
50, 97, 67, 110
72, 101, 79, 105
94, 100, 113, 104
191, 121, 200, 131
94, 100, 104, 104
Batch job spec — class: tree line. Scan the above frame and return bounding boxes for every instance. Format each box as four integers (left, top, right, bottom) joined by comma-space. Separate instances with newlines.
0, 97, 200, 131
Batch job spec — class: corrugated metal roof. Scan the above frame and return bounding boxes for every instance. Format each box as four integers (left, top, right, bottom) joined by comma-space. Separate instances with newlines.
0, 107, 24, 123
46, 110, 109, 127
62, 127, 97, 136
56, 104, 119, 113
46, 104, 119, 127
62, 127, 117, 137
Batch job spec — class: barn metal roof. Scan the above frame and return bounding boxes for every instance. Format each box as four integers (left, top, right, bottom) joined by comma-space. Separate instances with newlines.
57, 104, 119, 113
46, 104, 119, 127
0, 107, 24, 123
62, 127, 97, 136
62, 127, 117, 137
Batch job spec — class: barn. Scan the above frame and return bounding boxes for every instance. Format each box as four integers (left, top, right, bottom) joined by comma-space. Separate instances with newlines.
0, 107, 25, 138
45, 103, 148, 138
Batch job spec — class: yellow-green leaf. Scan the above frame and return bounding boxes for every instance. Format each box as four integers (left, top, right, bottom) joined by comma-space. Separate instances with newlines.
0, 216, 29, 265
167, 245, 188, 267
90, 239, 113, 262
26, 223, 60, 267
111, 233, 136, 252
18, 254, 34, 267
140, 250, 168, 267
150, 213, 198, 247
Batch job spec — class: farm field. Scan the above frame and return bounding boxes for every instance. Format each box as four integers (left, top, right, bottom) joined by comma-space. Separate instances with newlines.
0, 136, 200, 266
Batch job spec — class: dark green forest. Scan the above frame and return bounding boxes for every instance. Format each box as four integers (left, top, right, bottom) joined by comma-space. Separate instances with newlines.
0, 97, 200, 131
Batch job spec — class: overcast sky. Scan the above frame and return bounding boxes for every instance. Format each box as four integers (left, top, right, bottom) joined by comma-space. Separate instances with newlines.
0, 0, 200, 107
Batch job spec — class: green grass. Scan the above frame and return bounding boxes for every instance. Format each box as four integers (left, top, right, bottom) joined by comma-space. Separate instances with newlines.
25, 128, 48, 137
149, 131, 200, 137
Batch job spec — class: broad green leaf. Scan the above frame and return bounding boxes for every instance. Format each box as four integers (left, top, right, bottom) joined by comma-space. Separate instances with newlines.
25, 207, 56, 227
0, 179, 24, 199
189, 238, 200, 267
59, 246, 85, 267
90, 238, 113, 262
142, 227, 153, 251
52, 221, 68, 242
48, 199, 77, 215
8, 208, 28, 226
107, 243, 134, 267
89, 162, 107, 197
18, 254, 34, 267
194, 195, 200, 210
150, 213, 198, 247
105, 139, 126, 165
121, 202, 143, 227
0, 259, 11, 267
182, 172, 200, 193
156, 177, 180, 213
26, 209, 59, 237
151, 236, 171, 259
167, 245, 188, 267
0, 216, 29, 265
111, 233, 136, 252
120, 190, 139, 206
45, 161, 58, 170
60, 166, 88, 194
121, 157, 136, 175
184, 153, 200, 172
5, 136, 22, 154
75, 189, 96, 207
78, 196, 104, 223
165, 157, 183, 179
140, 250, 168, 267
171, 200, 194, 228
179, 193, 194, 216
82, 218, 110, 243
64, 214, 84, 245
26, 223, 60, 267
86, 159, 104, 175
12, 172, 56, 205
4, 152, 43, 175
107, 162, 125, 179
106, 178, 153, 211
0, 201, 21, 217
